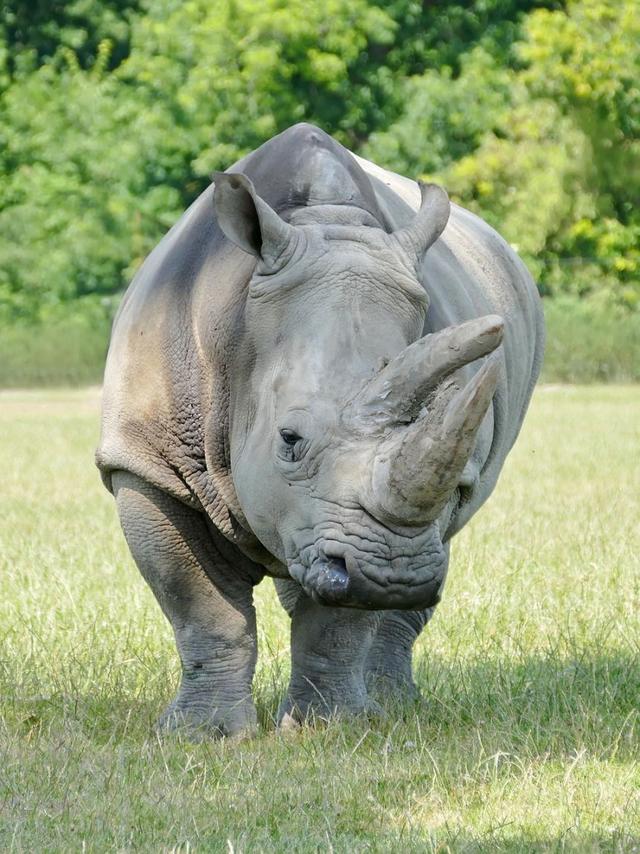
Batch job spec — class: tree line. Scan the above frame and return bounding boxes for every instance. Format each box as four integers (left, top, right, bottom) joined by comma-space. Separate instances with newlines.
0, 0, 637, 324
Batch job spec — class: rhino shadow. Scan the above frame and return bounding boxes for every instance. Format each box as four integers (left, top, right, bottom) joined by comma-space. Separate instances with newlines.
251, 646, 639, 754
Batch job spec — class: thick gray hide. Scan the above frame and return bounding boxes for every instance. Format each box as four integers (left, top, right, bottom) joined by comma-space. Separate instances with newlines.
97, 124, 544, 736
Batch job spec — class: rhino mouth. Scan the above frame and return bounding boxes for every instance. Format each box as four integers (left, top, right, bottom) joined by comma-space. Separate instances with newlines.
288, 528, 447, 610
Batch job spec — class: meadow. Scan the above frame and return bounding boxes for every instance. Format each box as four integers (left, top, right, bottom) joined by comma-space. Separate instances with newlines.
0, 385, 638, 852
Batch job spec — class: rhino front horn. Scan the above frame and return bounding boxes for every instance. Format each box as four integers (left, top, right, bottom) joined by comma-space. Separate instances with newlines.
351, 314, 504, 430
362, 320, 504, 527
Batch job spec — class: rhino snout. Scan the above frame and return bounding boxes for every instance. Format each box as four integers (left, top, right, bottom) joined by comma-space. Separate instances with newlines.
288, 530, 446, 611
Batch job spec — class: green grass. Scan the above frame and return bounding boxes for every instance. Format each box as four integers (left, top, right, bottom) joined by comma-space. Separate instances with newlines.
0, 386, 639, 851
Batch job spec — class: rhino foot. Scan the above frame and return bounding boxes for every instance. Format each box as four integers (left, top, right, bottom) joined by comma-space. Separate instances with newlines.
112, 472, 263, 744
365, 669, 421, 704
157, 698, 258, 741
276, 693, 384, 731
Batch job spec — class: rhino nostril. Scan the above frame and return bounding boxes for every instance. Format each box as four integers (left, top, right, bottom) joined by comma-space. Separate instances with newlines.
313, 557, 350, 604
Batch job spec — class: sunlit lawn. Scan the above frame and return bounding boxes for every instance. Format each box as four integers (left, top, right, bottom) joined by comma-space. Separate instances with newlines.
0, 386, 638, 852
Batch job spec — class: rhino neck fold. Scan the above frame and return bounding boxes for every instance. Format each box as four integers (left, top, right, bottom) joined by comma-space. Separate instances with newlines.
287, 204, 383, 229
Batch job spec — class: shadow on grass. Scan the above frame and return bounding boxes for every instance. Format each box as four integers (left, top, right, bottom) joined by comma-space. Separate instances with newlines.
5, 649, 636, 760
406, 648, 640, 754
393, 832, 640, 853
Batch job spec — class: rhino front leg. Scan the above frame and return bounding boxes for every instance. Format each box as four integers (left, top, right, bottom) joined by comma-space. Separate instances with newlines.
112, 471, 262, 739
277, 588, 382, 727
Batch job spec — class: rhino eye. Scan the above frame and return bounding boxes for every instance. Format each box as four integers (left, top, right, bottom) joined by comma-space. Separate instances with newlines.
280, 428, 302, 446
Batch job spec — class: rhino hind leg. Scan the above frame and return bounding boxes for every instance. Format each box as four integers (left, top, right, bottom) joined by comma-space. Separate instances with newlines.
365, 546, 449, 702
277, 591, 383, 728
112, 471, 261, 740
273, 576, 304, 617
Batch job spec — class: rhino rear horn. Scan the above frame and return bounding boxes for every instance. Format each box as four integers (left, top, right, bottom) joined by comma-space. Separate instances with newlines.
213, 171, 299, 270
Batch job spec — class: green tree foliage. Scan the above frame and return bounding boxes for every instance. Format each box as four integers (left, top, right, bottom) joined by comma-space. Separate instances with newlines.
1, 0, 140, 77
0, 0, 397, 321
122, 0, 397, 175
0, 0, 637, 322
0, 52, 183, 319
363, 49, 515, 176
520, 0, 640, 306
370, 0, 563, 75
366, 0, 640, 308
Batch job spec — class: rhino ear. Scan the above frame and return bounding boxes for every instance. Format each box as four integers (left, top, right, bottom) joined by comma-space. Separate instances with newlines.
393, 181, 450, 264
213, 171, 297, 269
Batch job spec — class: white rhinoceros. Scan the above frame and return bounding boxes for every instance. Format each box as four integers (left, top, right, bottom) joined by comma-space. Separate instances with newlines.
97, 123, 544, 736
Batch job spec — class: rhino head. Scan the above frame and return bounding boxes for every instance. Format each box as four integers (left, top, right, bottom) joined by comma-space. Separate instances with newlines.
214, 172, 503, 610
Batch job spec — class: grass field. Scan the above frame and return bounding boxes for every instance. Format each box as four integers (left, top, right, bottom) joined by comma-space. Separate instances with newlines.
1, 386, 638, 852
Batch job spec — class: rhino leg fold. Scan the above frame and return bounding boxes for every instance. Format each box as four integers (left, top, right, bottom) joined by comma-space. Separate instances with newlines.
277, 595, 382, 728
113, 471, 261, 740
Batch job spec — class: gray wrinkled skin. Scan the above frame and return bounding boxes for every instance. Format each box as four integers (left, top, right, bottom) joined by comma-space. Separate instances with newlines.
97, 124, 544, 736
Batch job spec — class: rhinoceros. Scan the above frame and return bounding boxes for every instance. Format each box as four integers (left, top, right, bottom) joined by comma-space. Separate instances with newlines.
97, 123, 544, 737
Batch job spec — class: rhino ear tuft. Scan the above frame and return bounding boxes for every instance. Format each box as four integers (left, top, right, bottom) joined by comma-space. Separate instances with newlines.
213, 171, 297, 269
